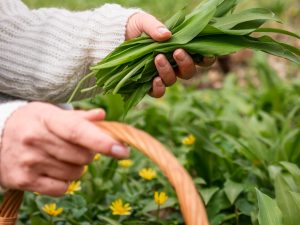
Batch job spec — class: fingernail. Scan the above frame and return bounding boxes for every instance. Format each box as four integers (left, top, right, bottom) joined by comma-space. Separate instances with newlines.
158, 27, 170, 35
203, 56, 216, 65
111, 144, 129, 158
175, 51, 185, 62
90, 109, 103, 114
157, 55, 167, 67
157, 79, 164, 87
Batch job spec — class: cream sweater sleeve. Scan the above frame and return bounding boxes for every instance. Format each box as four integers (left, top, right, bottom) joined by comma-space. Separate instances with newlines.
0, 0, 140, 102
0, 0, 141, 142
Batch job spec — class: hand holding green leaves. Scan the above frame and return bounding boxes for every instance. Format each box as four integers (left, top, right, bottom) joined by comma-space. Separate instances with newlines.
69, 0, 300, 113
125, 12, 215, 98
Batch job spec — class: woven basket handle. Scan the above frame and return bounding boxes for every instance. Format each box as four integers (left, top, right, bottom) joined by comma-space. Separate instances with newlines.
0, 122, 209, 225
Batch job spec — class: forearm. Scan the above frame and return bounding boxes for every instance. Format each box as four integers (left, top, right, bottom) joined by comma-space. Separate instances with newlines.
0, 0, 140, 103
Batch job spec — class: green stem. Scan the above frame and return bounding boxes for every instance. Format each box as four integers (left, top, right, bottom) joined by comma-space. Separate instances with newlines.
67, 216, 82, 225
49, 217, 54, 225
68, 71, 96, 103
112, 58, 149, 94
80, 85, 98, 93
83, 214, 94, 223
156, 205, 161, 224
235, 207, 240, 225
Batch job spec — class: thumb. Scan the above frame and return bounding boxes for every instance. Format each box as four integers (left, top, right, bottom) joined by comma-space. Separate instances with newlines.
126, 12, 172, 41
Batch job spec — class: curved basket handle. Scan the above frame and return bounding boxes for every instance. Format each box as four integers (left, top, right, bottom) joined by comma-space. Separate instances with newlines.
0, 122, 209, 225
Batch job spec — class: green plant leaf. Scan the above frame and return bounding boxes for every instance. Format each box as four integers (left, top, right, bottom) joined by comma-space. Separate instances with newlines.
213, 8, 281, 30
98, 216, 122, 225
215, 0, 238, 17
275, 174, 300, 225
224, 179, 244, 205
256, 188, 283, 225
279, 162, 300, 189
172, 0, 219, 44
200, 187, 220, 205
165, 7, 186, 31
30, 216, 49, 225
255, 28, 300, 39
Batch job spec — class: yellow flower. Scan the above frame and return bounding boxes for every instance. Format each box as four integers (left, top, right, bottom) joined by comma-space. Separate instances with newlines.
82, 165, 88, 176
139, 168, 156, 181
42, 203, 64, 217
93, 153, 102, 161
118, 159, 134, 168
110, 199, 132, 216
65, 181, 81, 195
154, 192, 168, 206
182, 134, 196, 145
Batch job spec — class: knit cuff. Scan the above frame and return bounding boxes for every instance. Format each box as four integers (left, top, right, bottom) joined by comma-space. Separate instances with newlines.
74, 4, 142, 100
87, 4, 142, 64
0, 101, 27, 144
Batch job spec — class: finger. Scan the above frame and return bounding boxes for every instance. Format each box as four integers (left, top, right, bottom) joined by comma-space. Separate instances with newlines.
31, 130, 96, 165
44, 112, 129, 159
149, 77, 166, 98
72, 109, 106, 121
173, 49, 197, 80
199, 56, 216, 67
155, 54, 177, 86
37, 157, 85, 181
136, 13, 172, 41
34, 176, 69, 197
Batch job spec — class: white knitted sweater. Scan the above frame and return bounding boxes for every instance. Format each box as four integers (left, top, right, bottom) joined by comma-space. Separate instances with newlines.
0, 0, 140, 140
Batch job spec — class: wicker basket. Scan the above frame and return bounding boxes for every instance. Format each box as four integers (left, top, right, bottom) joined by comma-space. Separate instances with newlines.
0, 122, 209, 225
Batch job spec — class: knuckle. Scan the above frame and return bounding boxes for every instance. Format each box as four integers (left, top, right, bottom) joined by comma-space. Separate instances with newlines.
16, 174, 33, 190
21, 153, 40, 169
53, 186, 68, 197
44, 187, 66, 197
37, 181, 68, 197
21, 128, 40, 145
70, 167, 85, 180
165, 75, 177, 86
66, 122, 83, 142
77, 152, 94, 165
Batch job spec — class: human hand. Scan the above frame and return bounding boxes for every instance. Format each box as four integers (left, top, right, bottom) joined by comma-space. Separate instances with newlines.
126, 12, 216, 97
0, 102, 129, 196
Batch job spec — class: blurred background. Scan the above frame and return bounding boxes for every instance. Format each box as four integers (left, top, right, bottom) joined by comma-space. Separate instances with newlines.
23, 0, 300, 25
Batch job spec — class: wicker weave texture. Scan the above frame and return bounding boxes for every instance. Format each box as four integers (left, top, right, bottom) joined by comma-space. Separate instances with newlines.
0, 122, 209, 225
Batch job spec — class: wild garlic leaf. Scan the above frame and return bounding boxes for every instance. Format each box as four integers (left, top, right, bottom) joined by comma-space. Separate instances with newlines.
215, 0, 238, 17
172, 0, 219, 44
165, 7, 186, 31
256, 189, 283, 225
213, 8, 281, 30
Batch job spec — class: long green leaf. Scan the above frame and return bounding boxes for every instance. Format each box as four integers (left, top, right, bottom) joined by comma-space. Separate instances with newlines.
123, 82, 152, 113
256, 28, 300, 39
215, 0, 238, 17
213, 8, 281, 30
275, 175, 300, 225
165, 7, 186, 31
256, 189, 283, 225
280, 162, 300, 188
172, 0, 219, 44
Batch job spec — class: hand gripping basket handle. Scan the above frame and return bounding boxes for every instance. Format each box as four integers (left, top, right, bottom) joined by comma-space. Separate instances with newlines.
0, 122, 209, 225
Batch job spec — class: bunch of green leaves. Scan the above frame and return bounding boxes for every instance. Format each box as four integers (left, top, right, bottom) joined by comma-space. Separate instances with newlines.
69, 0, 300, 113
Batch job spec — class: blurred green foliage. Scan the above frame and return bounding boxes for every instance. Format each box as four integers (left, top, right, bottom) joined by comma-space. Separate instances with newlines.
17, 50, 300, 225
23, 0, 300, 24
